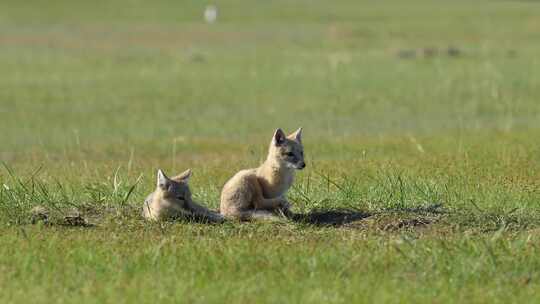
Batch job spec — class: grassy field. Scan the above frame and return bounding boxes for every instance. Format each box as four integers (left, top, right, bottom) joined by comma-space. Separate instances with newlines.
2, 0, 540, 302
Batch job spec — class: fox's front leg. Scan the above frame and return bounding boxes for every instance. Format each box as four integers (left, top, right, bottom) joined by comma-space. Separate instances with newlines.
255, 196, 293, 218
254, 196, 284, 210
276, 197, 294, 218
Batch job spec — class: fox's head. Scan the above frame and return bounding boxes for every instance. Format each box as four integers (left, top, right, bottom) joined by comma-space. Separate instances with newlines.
155, 168, 193, 205
268, 128, 306, 170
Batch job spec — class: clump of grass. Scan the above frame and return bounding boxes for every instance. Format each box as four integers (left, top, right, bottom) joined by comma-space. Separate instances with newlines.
0, 164, 74, 225
83, 167, 142, 209
0, 164, 141, 226
289, 169, 540, 231
290, 169, 446, 212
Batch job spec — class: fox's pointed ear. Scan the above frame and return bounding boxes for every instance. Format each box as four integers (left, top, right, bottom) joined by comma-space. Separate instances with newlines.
157, 169, 169, 188
172, 169, 192, 183
272, 128, 286, 146
288, 127, 302, 143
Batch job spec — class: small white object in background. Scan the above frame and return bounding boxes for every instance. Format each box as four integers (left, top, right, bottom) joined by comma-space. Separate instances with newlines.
204, 5, 217, 24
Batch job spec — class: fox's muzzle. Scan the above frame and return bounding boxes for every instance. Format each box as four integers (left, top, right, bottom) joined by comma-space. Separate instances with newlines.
297, 161, 306, 170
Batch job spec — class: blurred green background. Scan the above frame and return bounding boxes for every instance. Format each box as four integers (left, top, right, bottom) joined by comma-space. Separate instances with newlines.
2, 1, 540, 303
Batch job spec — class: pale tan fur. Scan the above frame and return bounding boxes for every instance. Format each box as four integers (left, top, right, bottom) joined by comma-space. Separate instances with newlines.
142, 169, 223, 222
220, 128, 305, 220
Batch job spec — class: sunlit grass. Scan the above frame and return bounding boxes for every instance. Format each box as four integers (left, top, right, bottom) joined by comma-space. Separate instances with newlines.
1, 0, 540, 303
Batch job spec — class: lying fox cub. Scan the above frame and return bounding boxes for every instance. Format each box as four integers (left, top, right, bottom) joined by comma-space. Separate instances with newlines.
142, 169, 223, 222
220, 128, 305, 221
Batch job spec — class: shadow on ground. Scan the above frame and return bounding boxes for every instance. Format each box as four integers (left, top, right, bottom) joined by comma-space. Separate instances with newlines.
289, 203, 446, 229
291, 209, 371, 227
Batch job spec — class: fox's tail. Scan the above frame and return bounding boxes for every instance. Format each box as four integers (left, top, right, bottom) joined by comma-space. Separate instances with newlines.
188, 202, 225, 223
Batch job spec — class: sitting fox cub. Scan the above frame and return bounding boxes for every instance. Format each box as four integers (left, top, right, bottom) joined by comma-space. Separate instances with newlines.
220, 128, 305, 220
142, 169, 223, 222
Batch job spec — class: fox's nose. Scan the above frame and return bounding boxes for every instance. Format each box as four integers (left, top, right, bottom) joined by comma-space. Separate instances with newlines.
299, 162, 306, 169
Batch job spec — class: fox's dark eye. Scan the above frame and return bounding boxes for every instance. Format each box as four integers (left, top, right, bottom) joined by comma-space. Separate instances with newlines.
285, 152, 294, 157
176, 195, 185, 200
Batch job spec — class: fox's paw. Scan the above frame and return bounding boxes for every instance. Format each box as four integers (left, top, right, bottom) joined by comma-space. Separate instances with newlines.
208, 212, 225, 223
282, 199, 292, 209
277, 199, 294, 218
